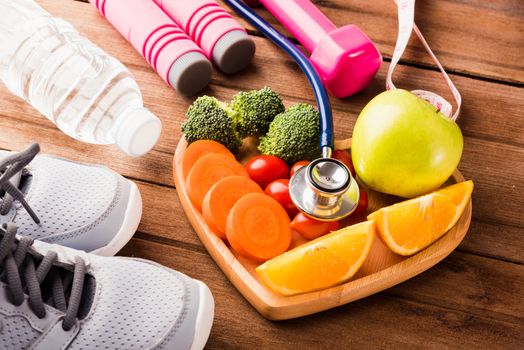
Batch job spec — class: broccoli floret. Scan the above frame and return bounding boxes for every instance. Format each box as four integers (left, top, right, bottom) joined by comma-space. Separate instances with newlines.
181, 96, 242, 152
258, 104, 321, 164
231, 87, 285, 138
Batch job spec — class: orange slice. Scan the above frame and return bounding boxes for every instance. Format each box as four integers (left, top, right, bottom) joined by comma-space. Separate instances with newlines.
256, 221, 375, 296
368, 180, 473, 256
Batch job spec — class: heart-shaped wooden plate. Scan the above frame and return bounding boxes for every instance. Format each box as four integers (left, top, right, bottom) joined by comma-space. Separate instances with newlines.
174, 137, 472, 320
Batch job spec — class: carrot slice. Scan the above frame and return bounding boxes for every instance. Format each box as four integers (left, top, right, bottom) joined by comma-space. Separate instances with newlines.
226, 193, 292, 261
186, 154, 249, 211
181, 140, 235, 179
202, 176, 263, 239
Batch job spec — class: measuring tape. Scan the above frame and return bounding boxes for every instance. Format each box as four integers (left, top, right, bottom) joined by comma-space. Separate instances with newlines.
386, 0, 462, 121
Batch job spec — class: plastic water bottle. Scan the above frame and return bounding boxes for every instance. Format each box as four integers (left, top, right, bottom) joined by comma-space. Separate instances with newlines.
0, 0, 162, 157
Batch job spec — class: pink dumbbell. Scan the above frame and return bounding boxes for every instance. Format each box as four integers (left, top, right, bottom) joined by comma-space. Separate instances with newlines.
152, 0, 256, 74
258, 0, 382, 98
89, 0, 212, 95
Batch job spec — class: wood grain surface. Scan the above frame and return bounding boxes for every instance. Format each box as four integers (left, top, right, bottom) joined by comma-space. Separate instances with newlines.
1, 0, 522, 348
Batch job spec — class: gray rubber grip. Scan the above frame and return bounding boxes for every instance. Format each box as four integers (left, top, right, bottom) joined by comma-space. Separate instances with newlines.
212, 30, 256, 74
168, 51, 212, 95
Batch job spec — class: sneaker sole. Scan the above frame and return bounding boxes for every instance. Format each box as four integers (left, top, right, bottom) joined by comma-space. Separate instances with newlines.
191, 280, 215, 350
91, 181, 142, 256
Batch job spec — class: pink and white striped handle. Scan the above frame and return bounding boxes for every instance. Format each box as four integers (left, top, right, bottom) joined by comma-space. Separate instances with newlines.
152, 0, 247, 59
89, 0, 205, 85
387, 0, 462, 121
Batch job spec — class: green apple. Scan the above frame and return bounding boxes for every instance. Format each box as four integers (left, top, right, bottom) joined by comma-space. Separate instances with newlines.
351, 89, 463, 198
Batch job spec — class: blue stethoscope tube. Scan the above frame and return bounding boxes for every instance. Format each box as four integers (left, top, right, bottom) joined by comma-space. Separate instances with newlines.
223, 0, 334, 154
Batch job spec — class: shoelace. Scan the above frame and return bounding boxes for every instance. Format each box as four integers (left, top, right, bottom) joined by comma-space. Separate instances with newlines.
0, 223, 86, 330
0, 143, 41, 224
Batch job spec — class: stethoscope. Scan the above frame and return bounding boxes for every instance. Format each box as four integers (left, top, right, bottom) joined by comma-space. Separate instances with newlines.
225, 0, 360, 221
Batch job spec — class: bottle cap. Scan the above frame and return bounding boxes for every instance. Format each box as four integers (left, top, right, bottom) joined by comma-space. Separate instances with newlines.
168, 51, 212, 95
212, 30, 255, 74
114, 108, 162, 157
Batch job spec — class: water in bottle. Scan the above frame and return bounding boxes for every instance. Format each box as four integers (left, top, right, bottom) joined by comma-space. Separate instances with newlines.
0, 0, 162, 157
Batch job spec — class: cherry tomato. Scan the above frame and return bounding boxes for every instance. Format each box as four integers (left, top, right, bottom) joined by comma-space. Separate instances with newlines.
289, 160, 310, 178
245, 155, 289, 189
353, 187, 368, 215
290, 213, 340, 240
333, 150, 355, 177
264, 179, 298, 217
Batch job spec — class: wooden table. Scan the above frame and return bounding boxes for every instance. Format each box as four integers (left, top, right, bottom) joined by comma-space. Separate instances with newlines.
2, 0, 522, 348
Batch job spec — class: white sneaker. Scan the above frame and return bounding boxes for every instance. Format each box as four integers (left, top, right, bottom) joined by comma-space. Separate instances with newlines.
0, 223, 214, 350
0, 143, 142, 256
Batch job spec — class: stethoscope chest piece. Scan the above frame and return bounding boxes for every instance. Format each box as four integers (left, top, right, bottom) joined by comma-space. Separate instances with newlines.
290, 158, 360, 221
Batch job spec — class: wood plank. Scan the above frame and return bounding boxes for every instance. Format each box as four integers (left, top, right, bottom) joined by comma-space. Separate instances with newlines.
458, 138, 523, 228
460, 221, 523, 264
386, 252, 524, 324
119, 238, 524, 349
74, 0, 524, 83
